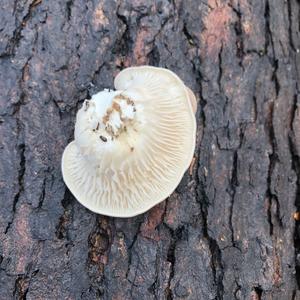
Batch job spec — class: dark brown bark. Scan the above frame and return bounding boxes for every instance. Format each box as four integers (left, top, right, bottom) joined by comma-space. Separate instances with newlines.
1, 0, 300, 299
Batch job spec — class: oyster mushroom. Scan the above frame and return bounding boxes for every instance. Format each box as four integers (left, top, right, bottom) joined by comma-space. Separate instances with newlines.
62, 66, 197, 217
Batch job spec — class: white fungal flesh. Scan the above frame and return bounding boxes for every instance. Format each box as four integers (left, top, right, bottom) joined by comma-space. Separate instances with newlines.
62, 66, 196, 217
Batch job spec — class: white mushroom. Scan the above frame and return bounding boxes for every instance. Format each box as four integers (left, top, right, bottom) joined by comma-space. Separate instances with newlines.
62, 66, 197, 217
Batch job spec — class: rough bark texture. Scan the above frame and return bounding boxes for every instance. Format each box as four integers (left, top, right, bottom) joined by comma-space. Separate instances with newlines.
1, 0, 300, 299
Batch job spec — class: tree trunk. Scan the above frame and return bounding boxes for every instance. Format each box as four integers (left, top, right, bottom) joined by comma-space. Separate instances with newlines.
1, 0, 300, 299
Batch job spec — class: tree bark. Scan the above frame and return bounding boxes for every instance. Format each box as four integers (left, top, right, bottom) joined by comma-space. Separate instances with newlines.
1, 0, 300, 299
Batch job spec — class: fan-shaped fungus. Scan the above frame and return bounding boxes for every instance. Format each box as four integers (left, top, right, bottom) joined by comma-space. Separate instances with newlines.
62, 66, 197, 217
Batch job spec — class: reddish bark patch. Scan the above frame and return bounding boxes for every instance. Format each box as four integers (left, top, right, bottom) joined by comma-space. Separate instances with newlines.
273, 252, 282, 286
93, 3, 108, 29
201, 4, 233, 59
2, 204, 34, 274
140, 202, 165, 240
15, 204, 33, 273
164, 193, 181, 228
133, 28, 152, 65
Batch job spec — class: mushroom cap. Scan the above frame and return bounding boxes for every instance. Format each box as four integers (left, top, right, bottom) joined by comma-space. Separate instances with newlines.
62, 66, 196, 217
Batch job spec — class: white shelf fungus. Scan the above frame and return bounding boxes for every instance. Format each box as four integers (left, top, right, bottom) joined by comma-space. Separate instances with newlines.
62, 66, 197, 217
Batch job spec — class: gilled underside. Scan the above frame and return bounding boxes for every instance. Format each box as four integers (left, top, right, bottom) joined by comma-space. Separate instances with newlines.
62, 67, 196, 217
